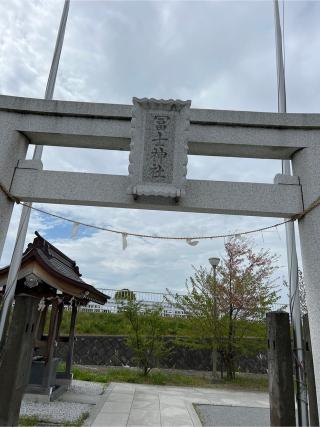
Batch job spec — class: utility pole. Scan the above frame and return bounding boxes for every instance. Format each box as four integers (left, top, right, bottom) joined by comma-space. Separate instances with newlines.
273, 1, 309, 425
209, 257, 220, 380
0, 0, 70, 345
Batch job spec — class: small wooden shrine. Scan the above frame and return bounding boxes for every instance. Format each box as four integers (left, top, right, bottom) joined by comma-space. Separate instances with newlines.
0, 232, 109, 424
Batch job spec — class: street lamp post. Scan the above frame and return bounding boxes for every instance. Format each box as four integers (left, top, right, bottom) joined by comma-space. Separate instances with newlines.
209, 257, 220, 283
209, 257, 220, 380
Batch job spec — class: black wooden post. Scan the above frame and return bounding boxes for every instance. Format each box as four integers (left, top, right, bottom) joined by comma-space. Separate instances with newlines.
303, 314, 319, 426
36, 303, 48, 340
55, 302, 64, 343
0, 295, 39, 426
42, 299, 59, 389
65, 300, 77, 377
267, 311, 296, 426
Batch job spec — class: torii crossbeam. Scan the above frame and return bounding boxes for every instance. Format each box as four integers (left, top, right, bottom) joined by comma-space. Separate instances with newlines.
1, 94, 320, 415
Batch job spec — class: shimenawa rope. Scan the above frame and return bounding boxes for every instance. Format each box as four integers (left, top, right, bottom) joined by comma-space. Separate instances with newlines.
1, 180, 319, 242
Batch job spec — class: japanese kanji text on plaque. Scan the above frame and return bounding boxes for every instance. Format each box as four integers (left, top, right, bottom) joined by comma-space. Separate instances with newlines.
128, 97, 191, 198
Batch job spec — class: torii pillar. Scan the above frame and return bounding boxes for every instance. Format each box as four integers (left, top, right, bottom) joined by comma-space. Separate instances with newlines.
0, 124, 28, 259
293, 145, 320, 416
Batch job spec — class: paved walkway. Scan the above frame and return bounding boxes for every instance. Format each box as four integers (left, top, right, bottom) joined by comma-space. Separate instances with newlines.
90, 382, 269, 426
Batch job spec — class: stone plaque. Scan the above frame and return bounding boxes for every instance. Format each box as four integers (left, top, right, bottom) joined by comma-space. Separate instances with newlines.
128, 97, 191, 198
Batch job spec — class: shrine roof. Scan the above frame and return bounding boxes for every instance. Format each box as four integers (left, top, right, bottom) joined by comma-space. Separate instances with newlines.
0, 232, 109, 305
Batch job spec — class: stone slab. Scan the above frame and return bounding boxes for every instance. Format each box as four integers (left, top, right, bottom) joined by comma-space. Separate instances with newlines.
160, 406, 193, 426
106, 392, 134, 402
132, 400, 160, 410
58, 392, 99, 405
127, 409, 161, 426
92, 411, 129, 427
90, 382, 269, 427
134, 391, 159, 401
100, 401, 133, 413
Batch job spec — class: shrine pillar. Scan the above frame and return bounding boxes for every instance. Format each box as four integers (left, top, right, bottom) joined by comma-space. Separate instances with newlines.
0, 295, 40, 426
65, 300, 77, 378
0, 120, 28, 260
292, 145, 320, 416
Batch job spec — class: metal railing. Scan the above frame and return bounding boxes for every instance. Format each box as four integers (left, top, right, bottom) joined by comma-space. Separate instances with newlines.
79, 288, 287, 317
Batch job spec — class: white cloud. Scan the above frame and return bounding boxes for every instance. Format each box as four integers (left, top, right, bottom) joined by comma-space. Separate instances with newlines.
1, 0, 318, 303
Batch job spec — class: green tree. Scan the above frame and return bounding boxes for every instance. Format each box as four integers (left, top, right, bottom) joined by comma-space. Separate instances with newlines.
167, 236, 280, 380
122, 300, 169, 376
166, 266, 224, 380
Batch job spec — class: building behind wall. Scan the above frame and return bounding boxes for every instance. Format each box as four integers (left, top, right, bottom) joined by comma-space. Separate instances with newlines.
79, 289, 185, 317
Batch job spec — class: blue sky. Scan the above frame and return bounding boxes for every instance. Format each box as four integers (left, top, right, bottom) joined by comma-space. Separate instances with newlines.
1, 0, 319, 302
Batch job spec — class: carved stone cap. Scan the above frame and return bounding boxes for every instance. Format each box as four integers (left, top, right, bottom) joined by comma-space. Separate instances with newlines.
132, 97, 191, 112
128, 97, 191, 199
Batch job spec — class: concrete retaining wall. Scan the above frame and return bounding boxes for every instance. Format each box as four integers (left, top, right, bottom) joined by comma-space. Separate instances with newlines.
56, 335, 267, 374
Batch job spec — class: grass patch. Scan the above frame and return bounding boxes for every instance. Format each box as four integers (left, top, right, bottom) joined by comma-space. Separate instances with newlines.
57, 311, 195, 336
72, 366, 268, 391
19, 416, 53, 426
19, 416, 40, 426
227, 373, 268, 390
57, 311, 267, 340
19, 412, 89, 427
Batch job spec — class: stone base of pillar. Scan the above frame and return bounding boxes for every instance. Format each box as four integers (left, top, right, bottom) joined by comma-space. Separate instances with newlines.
0, 295, 40, 426
267, 311, 296, 426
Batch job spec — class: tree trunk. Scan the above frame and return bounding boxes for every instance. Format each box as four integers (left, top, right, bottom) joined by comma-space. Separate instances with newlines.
219, 351, 224, 379
212, 348, 218, 380
226, 306, 235, 380
226, 354, 233, 380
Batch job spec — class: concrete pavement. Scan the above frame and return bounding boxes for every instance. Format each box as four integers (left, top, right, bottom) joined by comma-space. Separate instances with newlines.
89, 382, 269, 427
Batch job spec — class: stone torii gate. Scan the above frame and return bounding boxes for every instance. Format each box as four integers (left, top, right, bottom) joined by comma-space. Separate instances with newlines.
0, 94, 320, 410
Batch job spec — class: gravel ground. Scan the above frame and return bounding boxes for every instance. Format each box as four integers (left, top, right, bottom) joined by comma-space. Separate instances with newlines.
20, 380, 105, 424
195, 404, 270, 426
20, 401, 91, 424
